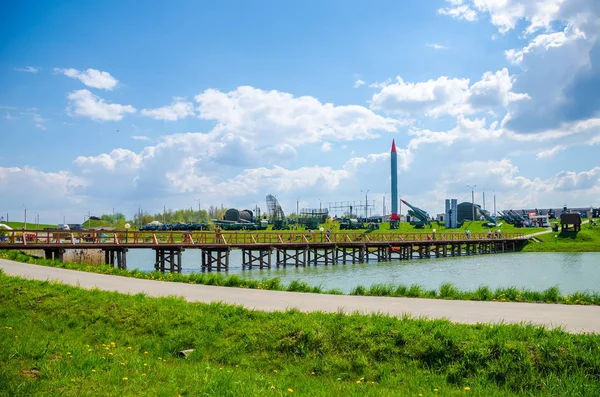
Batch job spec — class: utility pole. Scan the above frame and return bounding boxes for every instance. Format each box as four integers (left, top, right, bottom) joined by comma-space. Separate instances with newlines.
383, 195, 386, 217
361, 190, 369, 219
467, 184, 476, 221
483, 189, 486, 211
493, 191, 497, 220
23, 204, 27, 229
296, 199, 299, 229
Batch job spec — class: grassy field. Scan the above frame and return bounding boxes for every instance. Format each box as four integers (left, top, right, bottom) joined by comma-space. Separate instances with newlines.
522, 222, 600, 252
1, 221, 57, 230
1, 272, 599, 397
2, 250, 598, 305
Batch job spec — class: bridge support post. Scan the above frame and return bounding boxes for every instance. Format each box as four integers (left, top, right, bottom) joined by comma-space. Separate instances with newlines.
307, 247, 335, 265
153, 248, 183, 273
201, 248, 229, 271
241, 248, 272, 269
44, 248, 66, 262
103, 248, 128, 269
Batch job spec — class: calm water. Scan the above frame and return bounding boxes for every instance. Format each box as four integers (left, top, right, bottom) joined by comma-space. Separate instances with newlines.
123, 250, 600, 294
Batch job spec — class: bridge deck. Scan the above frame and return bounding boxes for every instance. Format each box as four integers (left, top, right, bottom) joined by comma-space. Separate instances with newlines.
0, 229, 525, 250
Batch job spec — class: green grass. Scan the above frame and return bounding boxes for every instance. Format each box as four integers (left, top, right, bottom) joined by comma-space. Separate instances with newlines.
1, 221, 57, 230
2, 250, 598, 306
1, 272, 600, 396
522, 222, 600, 252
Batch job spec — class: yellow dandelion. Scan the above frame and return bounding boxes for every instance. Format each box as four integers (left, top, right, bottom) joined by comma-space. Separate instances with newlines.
219, 367, 223, 370
108, 352, 113, 356
128, 347, 132, 350
356, 380, 361, 384
144, 351, 148, 354
235, 365, 239, 368
360, 377, 364, 381
337, 378, 341, 381
434, 389, 439, 392
158, 357, 162, 360
419, 394, 423, 397
273, 369, 278, 373
270, 385, 275, 390
122, 377, 128, 381
142, 373, 147, 376
464, 386, 471, 391
287, 388, 293, 393
143, 363, 147, 366
91, 369, 96, 373
311, 372, 315, 375
88, 349, 92, 352
120, 362, 125, 366
67, 352, 71, 355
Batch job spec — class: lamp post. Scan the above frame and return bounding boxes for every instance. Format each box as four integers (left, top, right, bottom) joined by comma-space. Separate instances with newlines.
23, 204, 27, 230
493, 191, 497, 220
467, 184, 476, 221
361, 189, 369, 219
125, 223, 130, 243
296, 198, 300, 230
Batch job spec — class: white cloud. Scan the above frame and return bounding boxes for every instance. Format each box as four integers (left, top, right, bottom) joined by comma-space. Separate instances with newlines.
370, 68, 528, 117
132, 135, 150, 141
536, 145, 566, 159
33, 113, 47, 130
505, 25, 587, 64
140, 100, 195, 121
554, 167, 600, 191
0, 166, 85, 210
408, 115, 502, 149
437, 4, 477, 22
368, 78, 392, 89
54, 68, 119, 90
321, 142, 332, 152
194, 86, 401, 146
14, 66, 39, 73
66, 89, 136, 121
426, 43, 448, 50
74, 148, 143, 171
437, 0, 568, 34
353, 79, 366, 88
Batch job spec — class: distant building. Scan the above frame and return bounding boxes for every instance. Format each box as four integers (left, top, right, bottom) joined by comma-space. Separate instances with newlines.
456, 202, 483, 222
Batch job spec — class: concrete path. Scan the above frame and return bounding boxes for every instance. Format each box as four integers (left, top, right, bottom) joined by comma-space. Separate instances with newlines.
2, 259, 599, 334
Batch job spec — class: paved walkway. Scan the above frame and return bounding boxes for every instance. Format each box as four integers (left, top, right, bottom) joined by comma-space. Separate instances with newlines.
2, 259, 599, 334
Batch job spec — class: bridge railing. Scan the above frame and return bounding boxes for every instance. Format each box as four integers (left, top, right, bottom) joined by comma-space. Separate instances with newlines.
0, 229, 525, 246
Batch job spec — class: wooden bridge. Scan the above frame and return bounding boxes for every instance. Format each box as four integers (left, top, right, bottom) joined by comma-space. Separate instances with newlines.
0, 229, 527, 272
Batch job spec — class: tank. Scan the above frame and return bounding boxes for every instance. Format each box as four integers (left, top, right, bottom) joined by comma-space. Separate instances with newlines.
224, 209, 240, 221
239, 209, 254, 222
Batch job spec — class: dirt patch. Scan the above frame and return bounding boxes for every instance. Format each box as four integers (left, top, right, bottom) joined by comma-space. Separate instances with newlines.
21, 369, 40, 378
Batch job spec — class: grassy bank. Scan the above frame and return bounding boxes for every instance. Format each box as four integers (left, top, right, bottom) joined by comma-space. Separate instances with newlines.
522, 224, 600, 252
1, 272, 600, 396
2, 249, 598, 306
1, 221, 57, 230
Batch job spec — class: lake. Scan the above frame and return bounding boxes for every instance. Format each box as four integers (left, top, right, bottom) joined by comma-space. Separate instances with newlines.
122, 249, 600, 294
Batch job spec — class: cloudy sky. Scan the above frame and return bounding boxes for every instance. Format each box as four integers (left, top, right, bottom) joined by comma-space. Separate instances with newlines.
1, 0, 599, 223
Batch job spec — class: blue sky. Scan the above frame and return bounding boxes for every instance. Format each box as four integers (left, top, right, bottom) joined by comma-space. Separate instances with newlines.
1, 0, 599, 223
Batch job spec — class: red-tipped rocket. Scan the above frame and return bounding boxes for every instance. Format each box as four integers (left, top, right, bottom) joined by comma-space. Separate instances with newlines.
391, 139, 398, 219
